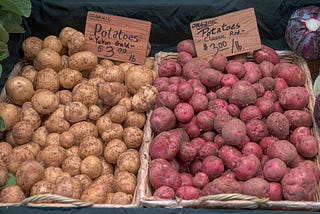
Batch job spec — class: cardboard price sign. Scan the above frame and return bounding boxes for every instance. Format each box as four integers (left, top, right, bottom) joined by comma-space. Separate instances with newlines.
190, 8, 261, 58
85, 11, 151, 64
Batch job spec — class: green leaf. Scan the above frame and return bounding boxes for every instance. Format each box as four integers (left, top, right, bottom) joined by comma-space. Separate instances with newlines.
0, 116, 5, 131
1, 173, 16, 190
0, 11, 24, 33
0, 24, 9, 43
0, 41, 8, 61
0, 0, 31, 17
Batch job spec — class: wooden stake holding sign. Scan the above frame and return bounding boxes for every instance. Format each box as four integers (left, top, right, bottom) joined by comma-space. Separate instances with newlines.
190, 8, 261, 58
84, 11, 151, 64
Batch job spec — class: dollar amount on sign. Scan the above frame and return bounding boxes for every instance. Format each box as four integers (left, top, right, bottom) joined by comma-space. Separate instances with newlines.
97, 45, 114, 57
203, 41, 228, 55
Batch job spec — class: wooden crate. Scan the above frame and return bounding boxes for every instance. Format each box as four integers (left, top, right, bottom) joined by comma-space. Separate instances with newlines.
138, 51, 320, 211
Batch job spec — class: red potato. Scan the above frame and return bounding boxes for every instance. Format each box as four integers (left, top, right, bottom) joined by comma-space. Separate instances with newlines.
262, 91, 277, 102
267, 140, 298, 165
202, 177, 242, 195
148, 158, 182, 190
183, 58, 210, 80
190, 159, 204, 175
246, 119, 269, 143
177, 39, 196, 57
206, 91, 217, 101
273, 78, 288, 97
297, 160, 320, 181
261, 155, 270, 166
218, 145, 242, 170
176, 186, 200, 200
201, 131, 216, 142
273, 101, 284, 113
259, 61, 274, 77
150, 107, 176, 133
289, 153, 306, 168
169, 76, 184, 85
256, 98, 274, 117
281, 167, 317, 201
242, 178, 269, 198
168, 128, 190, 143
222, 119, 247, 146
209, 54, 228, 71
190, 136, 206, 151
214, 134, 225, 148
221, 74, 239, 87
259, 77, 275, 90
215, 87, 231, 101
196, 111, 216, 131
177, 51, 193, 66
167, 84, 178, 93
198, 142, 218, 160
272, 63, 306, 87
295, 135, 319, 158
158, 59, 182, 77
243, 62, 262, 84
156, 91, 180, 110
219, 171, 237, 180
185, 125, 200, 138
202, 155, 224, 181
239, 105, 262, 123
228, 80, 257, 108
266, 112, 290, 140
227, 104, 240, 117
153, 186, 175, 199
290, 127, 311, 145
170, 159, 180, 171
263, 158, 288, 182
189, 93, 208, 113
178, 159, 191, 173
284, 110, 313, 129
192, 172, 209, 189
260, 136, 278, 155
180, 173, 193, 186
225, 60, 245, 79
199, 68, 223, 88
153, 77, 170, 92
174, 103, 194, 123
253, 45, 280, 65
234, 154, 261, 181
208, 99, 229, 115
188, 79, 207, 95
252, 83, 266, 97
149, 132, 180, 161
178, 142, 198, 163
269, 182, 283, 201
279, 87, 309, 110
177, 82, 194, 101
241, 142, 263, 159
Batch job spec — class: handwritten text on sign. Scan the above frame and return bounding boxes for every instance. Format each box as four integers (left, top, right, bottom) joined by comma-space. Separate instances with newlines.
85, 11, 151, 64
190, 8, 261, 58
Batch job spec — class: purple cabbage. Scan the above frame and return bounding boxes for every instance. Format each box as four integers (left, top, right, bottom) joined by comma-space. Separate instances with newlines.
314, 94, 320, 128
285, 5, 320, 60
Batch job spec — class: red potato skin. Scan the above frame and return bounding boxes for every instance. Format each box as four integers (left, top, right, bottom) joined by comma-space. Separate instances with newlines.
201, 131, 216, 142
262, 90, 278, 102
190, 137, 206, 151
206, 91, 217, 101
263, 158, 288, 182
153, 186, 175, 199
281, 167, 317, 201
259, 77, 275, 90
227, 104, 240, 117
215, 87, 231, 101
261, 155, 270, 167
202, 155, 224, 181
202, 177, 242, 195
269, 182, 283, 201
259, 61, 274, 77
196, 110, 216, 131
243, 62, 262, 84
192, 172, 209, 189
150, 107, 176, 133
183, 58, 210, 80
266, 112, 290, 140
209, 54, 228, 71
176, 186, 201, 200
259, 136, 278, 155
177, 39, 197, 57
178, 159, 190, 173
169, 76, 185, 85
267, 140, 298, 166
168, 128, 190, 143
190, 159, 205, 175
256, 98, 274, 117
273, 101, 284, 113
218, 145, 242, 170
189, 93, 209, 113
158, 59, 182, 77
242, 178, 270, 198
150, 132, 181, 161
148, 158, 182, 190
177, 82, 194, 101
234, 154, 261, 181
199, 68, 223, 88
153, 77, 170, 92
214, 134, 225, 148
174, 103, 194, 123
253, 45, 280, 65
272, 63, 306, 87
273, 78, 288, 97
177, 51, 193, 66
289, 127, 311, 145
198, 142, 218, 160
225, 60, 246, 79
178, 142, 198, 163
221, 74, 239, 87
297, 160, 320, 181
188, 79, 207, 95
289, 154, 306, 168
180, 173, 193, 186
252, 83, 266, 97
185, 124, 200, 138
219, 171, 237, 180
222, 119, 247, 146
246, 119, 269, 143
166, 84, 178, 93
239, 105, 262, 123
156, 91, 180, 110
295, 135, 319, 158
284, 110, 313, 129
208, 99, 229, 115
279, 87, 309, 110
241, 142, 263, 160
228, 80, 257, 108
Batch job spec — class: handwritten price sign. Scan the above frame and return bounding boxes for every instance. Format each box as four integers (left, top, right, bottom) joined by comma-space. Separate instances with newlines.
190, 8, 261, 58
84, 11, 151, 64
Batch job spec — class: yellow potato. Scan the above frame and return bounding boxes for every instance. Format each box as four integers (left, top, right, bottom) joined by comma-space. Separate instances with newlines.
5, 76, 34, 105
31, 90, 59, 115
22, 36, 43, 61
103, 139, 127, 164
113, 171, 136, 195
45, 116, 70, 134
59, 27, 78, 47
32, 126, 48, 148
62, 155, 81, 176
80, 155, 102, 179
33, 48, 62, 72
68, 51, 98, 71
122, 126, 144, 149
72, 83, 99, 107
58, 68, 83, 89
67, 31, 85, 55
43, 35, 63, 54
125, 65, 154, 94
21, 65, 38, 83
0, 186, 25, 203
0, 103, 20, 130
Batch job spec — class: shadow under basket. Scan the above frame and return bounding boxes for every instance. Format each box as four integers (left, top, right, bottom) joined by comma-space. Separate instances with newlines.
137, 51, 320, 211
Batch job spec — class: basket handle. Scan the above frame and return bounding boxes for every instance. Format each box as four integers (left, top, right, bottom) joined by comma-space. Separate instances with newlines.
197, 193, 269, 204
20, 194, 93, 207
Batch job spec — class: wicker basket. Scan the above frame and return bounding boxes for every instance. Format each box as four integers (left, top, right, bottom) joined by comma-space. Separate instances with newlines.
138, 51, 320, 211
0, 61, 145, 208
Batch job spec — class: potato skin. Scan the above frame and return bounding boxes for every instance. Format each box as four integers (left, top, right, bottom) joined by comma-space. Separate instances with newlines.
117, 149, 140, 174
62, 155, 81, 176
67, 31, 86, 55
123, 111, 146, 129
32, 126, 48, 148
6, 146, 35, 174
80, 155, 102, 179
125, 65, 154, 94
12, 121, 34, 145
33, 48, 62, 72
64, 101, 89, 123
53, 176, 82, 199
68, 51, 98, 71
101, 123, 123, 142
45, 116, 70, 134
22, 36, 43, 61
80, 183, 108, 203
0, 186, 25, 203
79, 136, 103, 159
43, 35, 63, 54
0, 142, 12, 162
39, 145, 66, 167
113, 171, 137, 195
30, 180, 54, 196
43, 166, 63, 184
0, 159, 8, 187
122, 126, 143, 149
69, 121, 98, 145
31, 90, 59, 115
104, 139, 127, 164
58, 68, 83, 89
111, 192, 132, 205
132, 84, 158, 113
109, 105, 127, 124
59, 27, 78, 47
72, 83, 99, 107
6, 76, 35, 106
20, 107, 41, 130
21, 65, 38, 83
59, 131, 75, 148
98, 82, 126, 106
0, 103, 20, 130
16, 160, 44, 191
